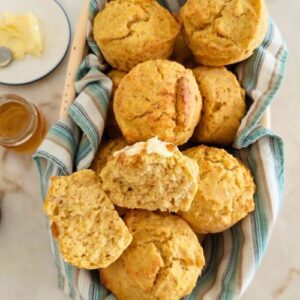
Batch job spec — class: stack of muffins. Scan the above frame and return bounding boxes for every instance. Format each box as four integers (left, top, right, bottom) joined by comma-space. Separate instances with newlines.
44, 1, 268, 299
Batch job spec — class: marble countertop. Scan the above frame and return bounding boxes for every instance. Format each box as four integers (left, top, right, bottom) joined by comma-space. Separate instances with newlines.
0, 1, 299, 299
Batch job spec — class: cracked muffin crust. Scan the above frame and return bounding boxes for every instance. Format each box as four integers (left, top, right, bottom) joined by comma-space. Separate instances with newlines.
100, 211, 205, 300
43, 170, 132, 269
93, 0, 180, 71
179, 146, 255, 233
100, 137, 199, 212
91, 138, 128, 176
106, 70, 127, 138
180, 0, 268, 66
114, 59, 202, 145
192, 66, 246, 145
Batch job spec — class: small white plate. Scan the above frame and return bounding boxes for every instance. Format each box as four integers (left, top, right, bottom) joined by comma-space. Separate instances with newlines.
0, 0, 71, 85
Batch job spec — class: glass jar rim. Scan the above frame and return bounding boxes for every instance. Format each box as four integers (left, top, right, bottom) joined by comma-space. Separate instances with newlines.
0, 94, 38, 147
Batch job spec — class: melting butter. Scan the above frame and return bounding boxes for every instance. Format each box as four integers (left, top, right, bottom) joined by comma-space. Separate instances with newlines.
113, 137, 176, 158
0, 12, 43, 60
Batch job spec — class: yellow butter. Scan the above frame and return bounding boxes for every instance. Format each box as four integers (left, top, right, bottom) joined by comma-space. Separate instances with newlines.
0, 12, 43, 60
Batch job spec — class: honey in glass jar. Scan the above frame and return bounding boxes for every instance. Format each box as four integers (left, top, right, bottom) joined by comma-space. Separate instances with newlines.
0, 94, 46, 152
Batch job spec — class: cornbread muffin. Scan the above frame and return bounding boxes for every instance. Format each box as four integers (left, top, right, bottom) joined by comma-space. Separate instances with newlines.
100, 211, 205, 300
100, 137, 199, 212
101, 257, 152, 300
180, 0, 268, 66
44, 170, 132, 269
106, 70, 127, 138
179, 146, 255, 233
192, 66, 246, 145
93, 0, 180, 71
91, 138, 127, 175
114, 59, 202, 145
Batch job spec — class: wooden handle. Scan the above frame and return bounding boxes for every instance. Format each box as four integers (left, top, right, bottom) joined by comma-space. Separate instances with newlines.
60, 0, 90, 119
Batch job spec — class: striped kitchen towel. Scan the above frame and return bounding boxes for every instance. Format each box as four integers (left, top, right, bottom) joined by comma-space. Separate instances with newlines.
33, 0, 288, 299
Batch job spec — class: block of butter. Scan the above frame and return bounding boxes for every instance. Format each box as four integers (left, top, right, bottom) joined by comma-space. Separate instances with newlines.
0, 12, 43, 60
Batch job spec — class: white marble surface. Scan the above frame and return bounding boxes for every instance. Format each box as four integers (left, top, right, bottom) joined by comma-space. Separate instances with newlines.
0, 1, 299, 299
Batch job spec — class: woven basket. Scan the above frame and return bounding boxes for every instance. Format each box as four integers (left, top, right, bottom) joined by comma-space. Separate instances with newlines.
35, 0, 288, 299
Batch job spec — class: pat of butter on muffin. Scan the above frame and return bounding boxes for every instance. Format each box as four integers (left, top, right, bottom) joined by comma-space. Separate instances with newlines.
101, 137, 199, 212
113, 137, 175, 158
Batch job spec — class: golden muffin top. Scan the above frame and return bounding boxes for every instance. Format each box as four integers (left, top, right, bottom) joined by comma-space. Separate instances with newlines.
192, 66, 246, 145
101, 210, 205, 300
94, 0, 180, 70
114, 59, 202, 145
180, 145, 255, 233
180, 0, 268, 66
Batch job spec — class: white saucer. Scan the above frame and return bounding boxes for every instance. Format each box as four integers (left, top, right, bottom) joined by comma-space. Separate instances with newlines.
0, 0, 71, 85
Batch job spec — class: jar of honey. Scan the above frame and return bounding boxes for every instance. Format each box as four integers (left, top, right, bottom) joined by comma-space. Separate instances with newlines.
0, 94, 46, 152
